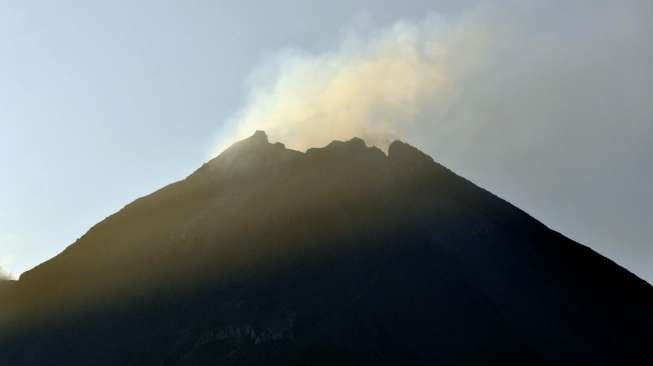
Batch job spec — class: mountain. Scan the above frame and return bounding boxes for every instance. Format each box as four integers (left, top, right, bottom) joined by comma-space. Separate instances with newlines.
1, 131, 651, 365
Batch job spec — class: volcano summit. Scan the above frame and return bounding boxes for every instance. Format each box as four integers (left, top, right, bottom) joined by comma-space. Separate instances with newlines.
1, 131, 651, 365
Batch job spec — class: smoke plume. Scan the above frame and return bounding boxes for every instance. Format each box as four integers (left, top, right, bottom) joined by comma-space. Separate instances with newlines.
0, 254, 16, 280
214, 18, 455, 152
0, 266, 11, 281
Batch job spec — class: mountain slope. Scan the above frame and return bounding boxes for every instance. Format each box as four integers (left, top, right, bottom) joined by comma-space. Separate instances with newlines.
1, 131, 651, 365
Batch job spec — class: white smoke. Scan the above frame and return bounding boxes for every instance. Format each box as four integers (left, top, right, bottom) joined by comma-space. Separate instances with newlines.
0, 266, 12, 281
0, 255, 16, 280
213, 17, 458, 153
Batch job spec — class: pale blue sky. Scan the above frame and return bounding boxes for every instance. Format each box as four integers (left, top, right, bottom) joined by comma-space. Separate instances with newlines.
1, 1, 652, 282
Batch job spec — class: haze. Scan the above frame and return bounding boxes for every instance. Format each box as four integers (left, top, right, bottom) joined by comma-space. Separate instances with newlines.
1, 0, 651, 283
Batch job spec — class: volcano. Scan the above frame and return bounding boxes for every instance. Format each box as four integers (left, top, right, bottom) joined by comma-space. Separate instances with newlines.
1, 131, 651, 365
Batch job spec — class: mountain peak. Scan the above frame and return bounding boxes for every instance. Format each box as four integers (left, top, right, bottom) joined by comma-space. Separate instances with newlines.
2, 129, 652, 365
388, 139, 433, 163
249, 130, 269, 144
219, 130, 273, 157
322, 137, 367, 151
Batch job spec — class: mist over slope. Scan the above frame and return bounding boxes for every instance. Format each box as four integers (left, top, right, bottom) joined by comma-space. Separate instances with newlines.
1, 131, 651, 365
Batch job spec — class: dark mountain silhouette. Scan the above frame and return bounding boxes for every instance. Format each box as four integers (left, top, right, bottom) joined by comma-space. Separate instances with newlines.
1, 131, 651, 365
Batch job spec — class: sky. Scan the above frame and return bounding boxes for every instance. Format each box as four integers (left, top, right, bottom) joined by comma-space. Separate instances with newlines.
1, 0, 651, 282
